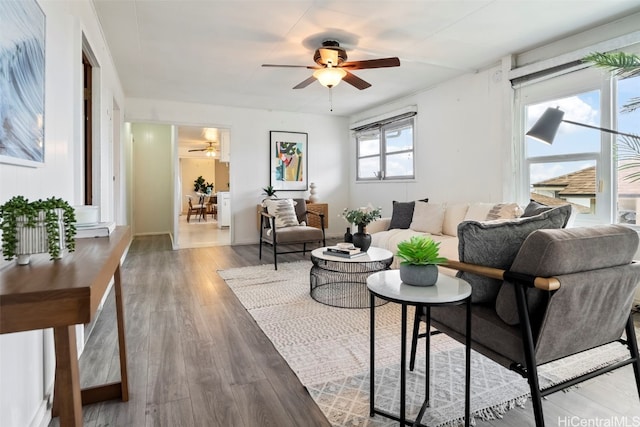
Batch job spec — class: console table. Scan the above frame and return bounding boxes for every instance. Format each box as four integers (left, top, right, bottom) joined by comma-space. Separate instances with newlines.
0, 226, 132, 427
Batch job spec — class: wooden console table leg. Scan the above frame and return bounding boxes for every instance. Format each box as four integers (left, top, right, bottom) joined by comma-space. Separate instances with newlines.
53, 325, 83, 427
114, 264, 130, 401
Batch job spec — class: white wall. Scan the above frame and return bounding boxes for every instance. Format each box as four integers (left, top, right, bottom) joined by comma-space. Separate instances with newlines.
347, 65, 508, 218
0, 1, 126, 426
125, 99, 351, 243
131, 123, 173, 235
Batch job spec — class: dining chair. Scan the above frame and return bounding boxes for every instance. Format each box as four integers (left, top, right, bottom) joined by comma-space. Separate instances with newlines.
186, 195, 206, 222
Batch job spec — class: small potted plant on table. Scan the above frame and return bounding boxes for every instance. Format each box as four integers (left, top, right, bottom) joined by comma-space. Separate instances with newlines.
396, 235, 448, 286
0, 196, 76, 265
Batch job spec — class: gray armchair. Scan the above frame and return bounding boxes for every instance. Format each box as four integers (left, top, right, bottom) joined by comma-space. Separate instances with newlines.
410, 225, 640, 426
259, 198, 326, 270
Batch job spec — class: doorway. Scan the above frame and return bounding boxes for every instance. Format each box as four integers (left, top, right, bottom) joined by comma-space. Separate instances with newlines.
176, 125, 231, 248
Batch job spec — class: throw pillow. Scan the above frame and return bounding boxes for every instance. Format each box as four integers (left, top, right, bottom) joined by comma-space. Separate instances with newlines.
463, 202, 495, 221
410, 201, 445, 235
485, 203, 521, 220
442, 203, 470, 237
262, 199, 299, 228
521, 200, 553, 217
456, 204, 573, 303
389, 201, 415, 229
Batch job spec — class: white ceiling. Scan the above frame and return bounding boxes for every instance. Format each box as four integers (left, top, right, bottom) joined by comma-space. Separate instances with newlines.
93, 0, 640, 120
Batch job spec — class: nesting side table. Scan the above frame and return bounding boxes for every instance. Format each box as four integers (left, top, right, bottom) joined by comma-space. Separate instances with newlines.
367, 269, 472, 427
310, 247, 393, 308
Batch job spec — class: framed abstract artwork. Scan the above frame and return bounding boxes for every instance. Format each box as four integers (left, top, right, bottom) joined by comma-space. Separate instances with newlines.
0, 0, 46, 167
270, 131, 308, 191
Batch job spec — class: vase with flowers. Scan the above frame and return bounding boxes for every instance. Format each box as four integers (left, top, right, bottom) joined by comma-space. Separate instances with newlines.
341, 205, 382, 252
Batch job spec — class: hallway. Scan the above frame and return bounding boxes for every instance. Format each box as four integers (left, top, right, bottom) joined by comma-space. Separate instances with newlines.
177, 214, 230, 248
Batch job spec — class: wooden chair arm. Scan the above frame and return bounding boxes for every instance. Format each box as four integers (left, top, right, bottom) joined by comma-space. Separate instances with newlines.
442, 260, 560, 291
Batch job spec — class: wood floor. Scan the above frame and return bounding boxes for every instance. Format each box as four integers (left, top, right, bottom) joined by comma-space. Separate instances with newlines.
49, 235, 640, 427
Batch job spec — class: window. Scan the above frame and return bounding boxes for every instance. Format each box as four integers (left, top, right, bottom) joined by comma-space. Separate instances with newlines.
355, 115, 415, 181
516, 59, 640, 226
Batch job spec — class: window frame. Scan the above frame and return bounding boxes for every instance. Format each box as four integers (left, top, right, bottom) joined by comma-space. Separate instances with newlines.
355, 116, 415, 182
514, 66, 618, 225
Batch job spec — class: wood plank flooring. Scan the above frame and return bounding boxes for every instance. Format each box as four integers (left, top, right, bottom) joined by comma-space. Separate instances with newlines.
49, 235, 640, 427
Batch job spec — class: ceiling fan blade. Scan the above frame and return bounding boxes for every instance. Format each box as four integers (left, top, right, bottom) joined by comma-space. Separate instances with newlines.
343, 71, 371, 90
262, 64, 310, 68
318, 48, 339, 66
293, 75, 317, 89
262, 64, 321, 71
188, 148, 206, 152
341, 57, 400, 70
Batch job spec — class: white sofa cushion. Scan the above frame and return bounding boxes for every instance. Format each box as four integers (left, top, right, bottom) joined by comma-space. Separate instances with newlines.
410, 201, 445, 235
442, 203, 469, 236
464, 202, 495, 221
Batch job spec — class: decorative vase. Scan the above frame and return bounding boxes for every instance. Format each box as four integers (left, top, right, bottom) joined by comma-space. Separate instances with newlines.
352, 224, 371, 252
344, 227, 353, 243
400, 263, 439, 286
309, 182, 318, 203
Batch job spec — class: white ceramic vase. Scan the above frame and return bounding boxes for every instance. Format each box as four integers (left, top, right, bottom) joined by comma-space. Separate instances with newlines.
15, 210, 66, 265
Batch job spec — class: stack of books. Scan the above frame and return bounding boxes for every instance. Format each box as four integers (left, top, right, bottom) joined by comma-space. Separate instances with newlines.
75, 221, 116, 239
324, 245, 367, 258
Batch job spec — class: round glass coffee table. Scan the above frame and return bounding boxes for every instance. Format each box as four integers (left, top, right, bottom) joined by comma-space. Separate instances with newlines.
310, 246, 393, 308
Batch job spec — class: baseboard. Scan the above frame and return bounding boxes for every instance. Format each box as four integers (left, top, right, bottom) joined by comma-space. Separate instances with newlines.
28, 398, 51, 427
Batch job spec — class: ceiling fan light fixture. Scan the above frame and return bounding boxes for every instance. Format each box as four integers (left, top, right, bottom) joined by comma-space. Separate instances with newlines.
203, 128, 218, 141
313, 66, 347, 88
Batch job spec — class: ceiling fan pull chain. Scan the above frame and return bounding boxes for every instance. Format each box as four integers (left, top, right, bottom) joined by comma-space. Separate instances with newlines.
329, 87, 333, 112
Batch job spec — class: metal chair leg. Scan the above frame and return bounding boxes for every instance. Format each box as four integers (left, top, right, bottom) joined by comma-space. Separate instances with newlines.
273, 241, 278, 270
514, 283, 545, 427
625, 314, 640, 400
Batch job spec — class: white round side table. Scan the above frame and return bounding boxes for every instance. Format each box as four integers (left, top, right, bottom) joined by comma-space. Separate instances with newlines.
367, 269, 472, 426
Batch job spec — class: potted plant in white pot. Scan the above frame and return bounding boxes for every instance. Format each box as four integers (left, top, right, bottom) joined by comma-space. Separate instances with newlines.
261, 185, 277, 201
0, 196, 77, 265
396, 235, 448, 286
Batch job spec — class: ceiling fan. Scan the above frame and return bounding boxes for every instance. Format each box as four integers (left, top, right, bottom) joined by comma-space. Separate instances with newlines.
188, 141, 217, 157
262, 40, 400, 90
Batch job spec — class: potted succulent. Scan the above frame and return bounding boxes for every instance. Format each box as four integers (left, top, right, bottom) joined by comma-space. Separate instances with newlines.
396, 235, 448, 286
0, 196, 77, 265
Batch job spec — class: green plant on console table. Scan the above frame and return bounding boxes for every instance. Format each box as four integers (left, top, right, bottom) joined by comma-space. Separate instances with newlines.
0, 196, 77, 261
396, 235, 447, 266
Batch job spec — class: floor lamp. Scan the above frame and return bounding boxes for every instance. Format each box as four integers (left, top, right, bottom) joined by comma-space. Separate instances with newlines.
526, 106, 639, 144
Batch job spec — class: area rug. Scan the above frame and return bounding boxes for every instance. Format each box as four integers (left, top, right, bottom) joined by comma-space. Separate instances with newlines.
218, 261, 631, 427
